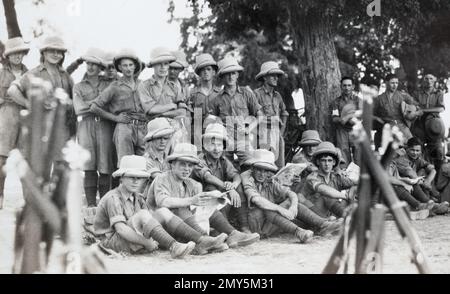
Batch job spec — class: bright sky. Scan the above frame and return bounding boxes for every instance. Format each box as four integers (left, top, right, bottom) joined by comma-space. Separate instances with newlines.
0, 0, 191, 81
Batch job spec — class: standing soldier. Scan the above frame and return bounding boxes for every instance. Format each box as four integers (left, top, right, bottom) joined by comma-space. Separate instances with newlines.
412, 73, 446, 171
330, 77, 361, 165
8, 35, 75, 154
188, 53, 221, 146
90, 49, 147, 163
101, 51, 119, 82
373, 74, 419, 149
0, 37, 29, 209
208, 57, 264, 167
254, 61, 289, 168
138, 47, 189, 147
168, 50, 190, 101
73, 48, 114, 207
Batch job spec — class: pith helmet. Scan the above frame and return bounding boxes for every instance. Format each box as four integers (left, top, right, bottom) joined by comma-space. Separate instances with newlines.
167, 143, 200, 164
194, 53, 218, 75
82, 47, 105, 66
144, 118, 175, 142
255, 61, 285, 81
3, 37, 29, 57
248, 149, 278, 172
169, 50, 188, 69
112, 155, 151, 178
148, 47, 176, 67
114, 48, 142, 74
39, 36, 67, 53
217, 57, 243, 77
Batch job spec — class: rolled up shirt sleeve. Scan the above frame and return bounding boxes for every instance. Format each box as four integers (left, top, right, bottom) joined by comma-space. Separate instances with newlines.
137, 81, 157, 114
104, 196, 127, 228
241, 171, 262, 208
92, 84, 114, 109
153, 175, 173, 208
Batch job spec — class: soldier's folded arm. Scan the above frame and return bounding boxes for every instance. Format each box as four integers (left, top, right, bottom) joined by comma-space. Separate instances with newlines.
89, 85, 122, 122
7, 81, 29, 109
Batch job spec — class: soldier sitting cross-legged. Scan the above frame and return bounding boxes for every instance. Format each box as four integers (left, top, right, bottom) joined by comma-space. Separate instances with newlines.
94, 155, 228, 257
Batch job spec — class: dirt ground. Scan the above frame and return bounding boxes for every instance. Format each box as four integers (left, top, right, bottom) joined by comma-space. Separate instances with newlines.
1, 171, 449, 274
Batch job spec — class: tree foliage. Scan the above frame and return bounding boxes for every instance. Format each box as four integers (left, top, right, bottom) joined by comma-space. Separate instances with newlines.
171, 0, 450, 94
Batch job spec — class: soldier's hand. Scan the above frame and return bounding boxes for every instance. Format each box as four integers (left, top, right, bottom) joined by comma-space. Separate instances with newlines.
289, 205, 298, 218
191, 192, 212, 206
223, 181, 238, 191
229, 190, 241, 208
278, 207, 295, 220
144, 239, 159, 252
115, 113, 131, 124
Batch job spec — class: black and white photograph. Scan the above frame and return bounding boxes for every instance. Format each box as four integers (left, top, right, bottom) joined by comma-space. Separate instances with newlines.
0, 0, 449, 277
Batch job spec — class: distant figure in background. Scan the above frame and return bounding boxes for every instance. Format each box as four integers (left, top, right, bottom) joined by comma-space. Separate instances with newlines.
412, 73, 446, 172
0, 37, 29, 209
330, 77, 361, 165
372, 74, 419, 150
168, 50, 190, 101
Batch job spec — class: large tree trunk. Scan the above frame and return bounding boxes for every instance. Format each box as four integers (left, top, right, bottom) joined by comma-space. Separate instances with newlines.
398, 45, 418, 94
289, 7, 341, 142
2, 0, 22, 38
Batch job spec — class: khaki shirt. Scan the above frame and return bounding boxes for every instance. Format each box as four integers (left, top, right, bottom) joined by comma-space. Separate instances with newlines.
73, 75, 110, 116
144, 145, 170, 178
373, 90, 417, 123
394, 149, 434, 178
146, 170, 202, 209
188, 85, 221, 121
192, 152, 239, 183
208, 86, 262, 123
94, 185, 149, 236
302, 170, 354, 200
254, 86, 288, 118
0, 64, 27, 103
92, 77, 145, 120
241, 169, 293, 208
138, 76, 183, 120
330, 93, 361, 130
14, 63, 73, 98
414, 88, 445, 110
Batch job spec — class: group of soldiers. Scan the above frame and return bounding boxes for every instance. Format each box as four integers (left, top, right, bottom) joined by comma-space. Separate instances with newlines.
0, 35, 449, 258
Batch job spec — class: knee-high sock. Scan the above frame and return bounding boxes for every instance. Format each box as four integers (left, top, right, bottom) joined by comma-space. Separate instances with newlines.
0, 156, 6, 209
209, 210, 235, 234
142, 219, 176, 249
84, 171, 98, 206
264, 210, 298, 234
394, 186, 420, 209
98, 173, 111, 198
296, 203, 326, 229
413, 184, 430, 203
183, 216, 208, 235
166, 216, 203, 242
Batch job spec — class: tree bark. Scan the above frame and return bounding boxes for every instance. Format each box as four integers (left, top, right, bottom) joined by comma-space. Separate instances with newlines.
2, 0, 22, 38
289, 7, 341, 142
398, 45, 418, 94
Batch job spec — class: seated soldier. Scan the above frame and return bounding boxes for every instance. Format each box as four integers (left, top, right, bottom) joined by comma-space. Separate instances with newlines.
394, 138, 439, 201
146, 143, 260, 249
241, 149, 342, 243
301, 142, 357, 218
291, 130, 321, 193
143, 118, 174, 181
192, 123, 251, 233
387, 155, 435, 213
94, 155, 228, 257
436, 150, 450, 204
